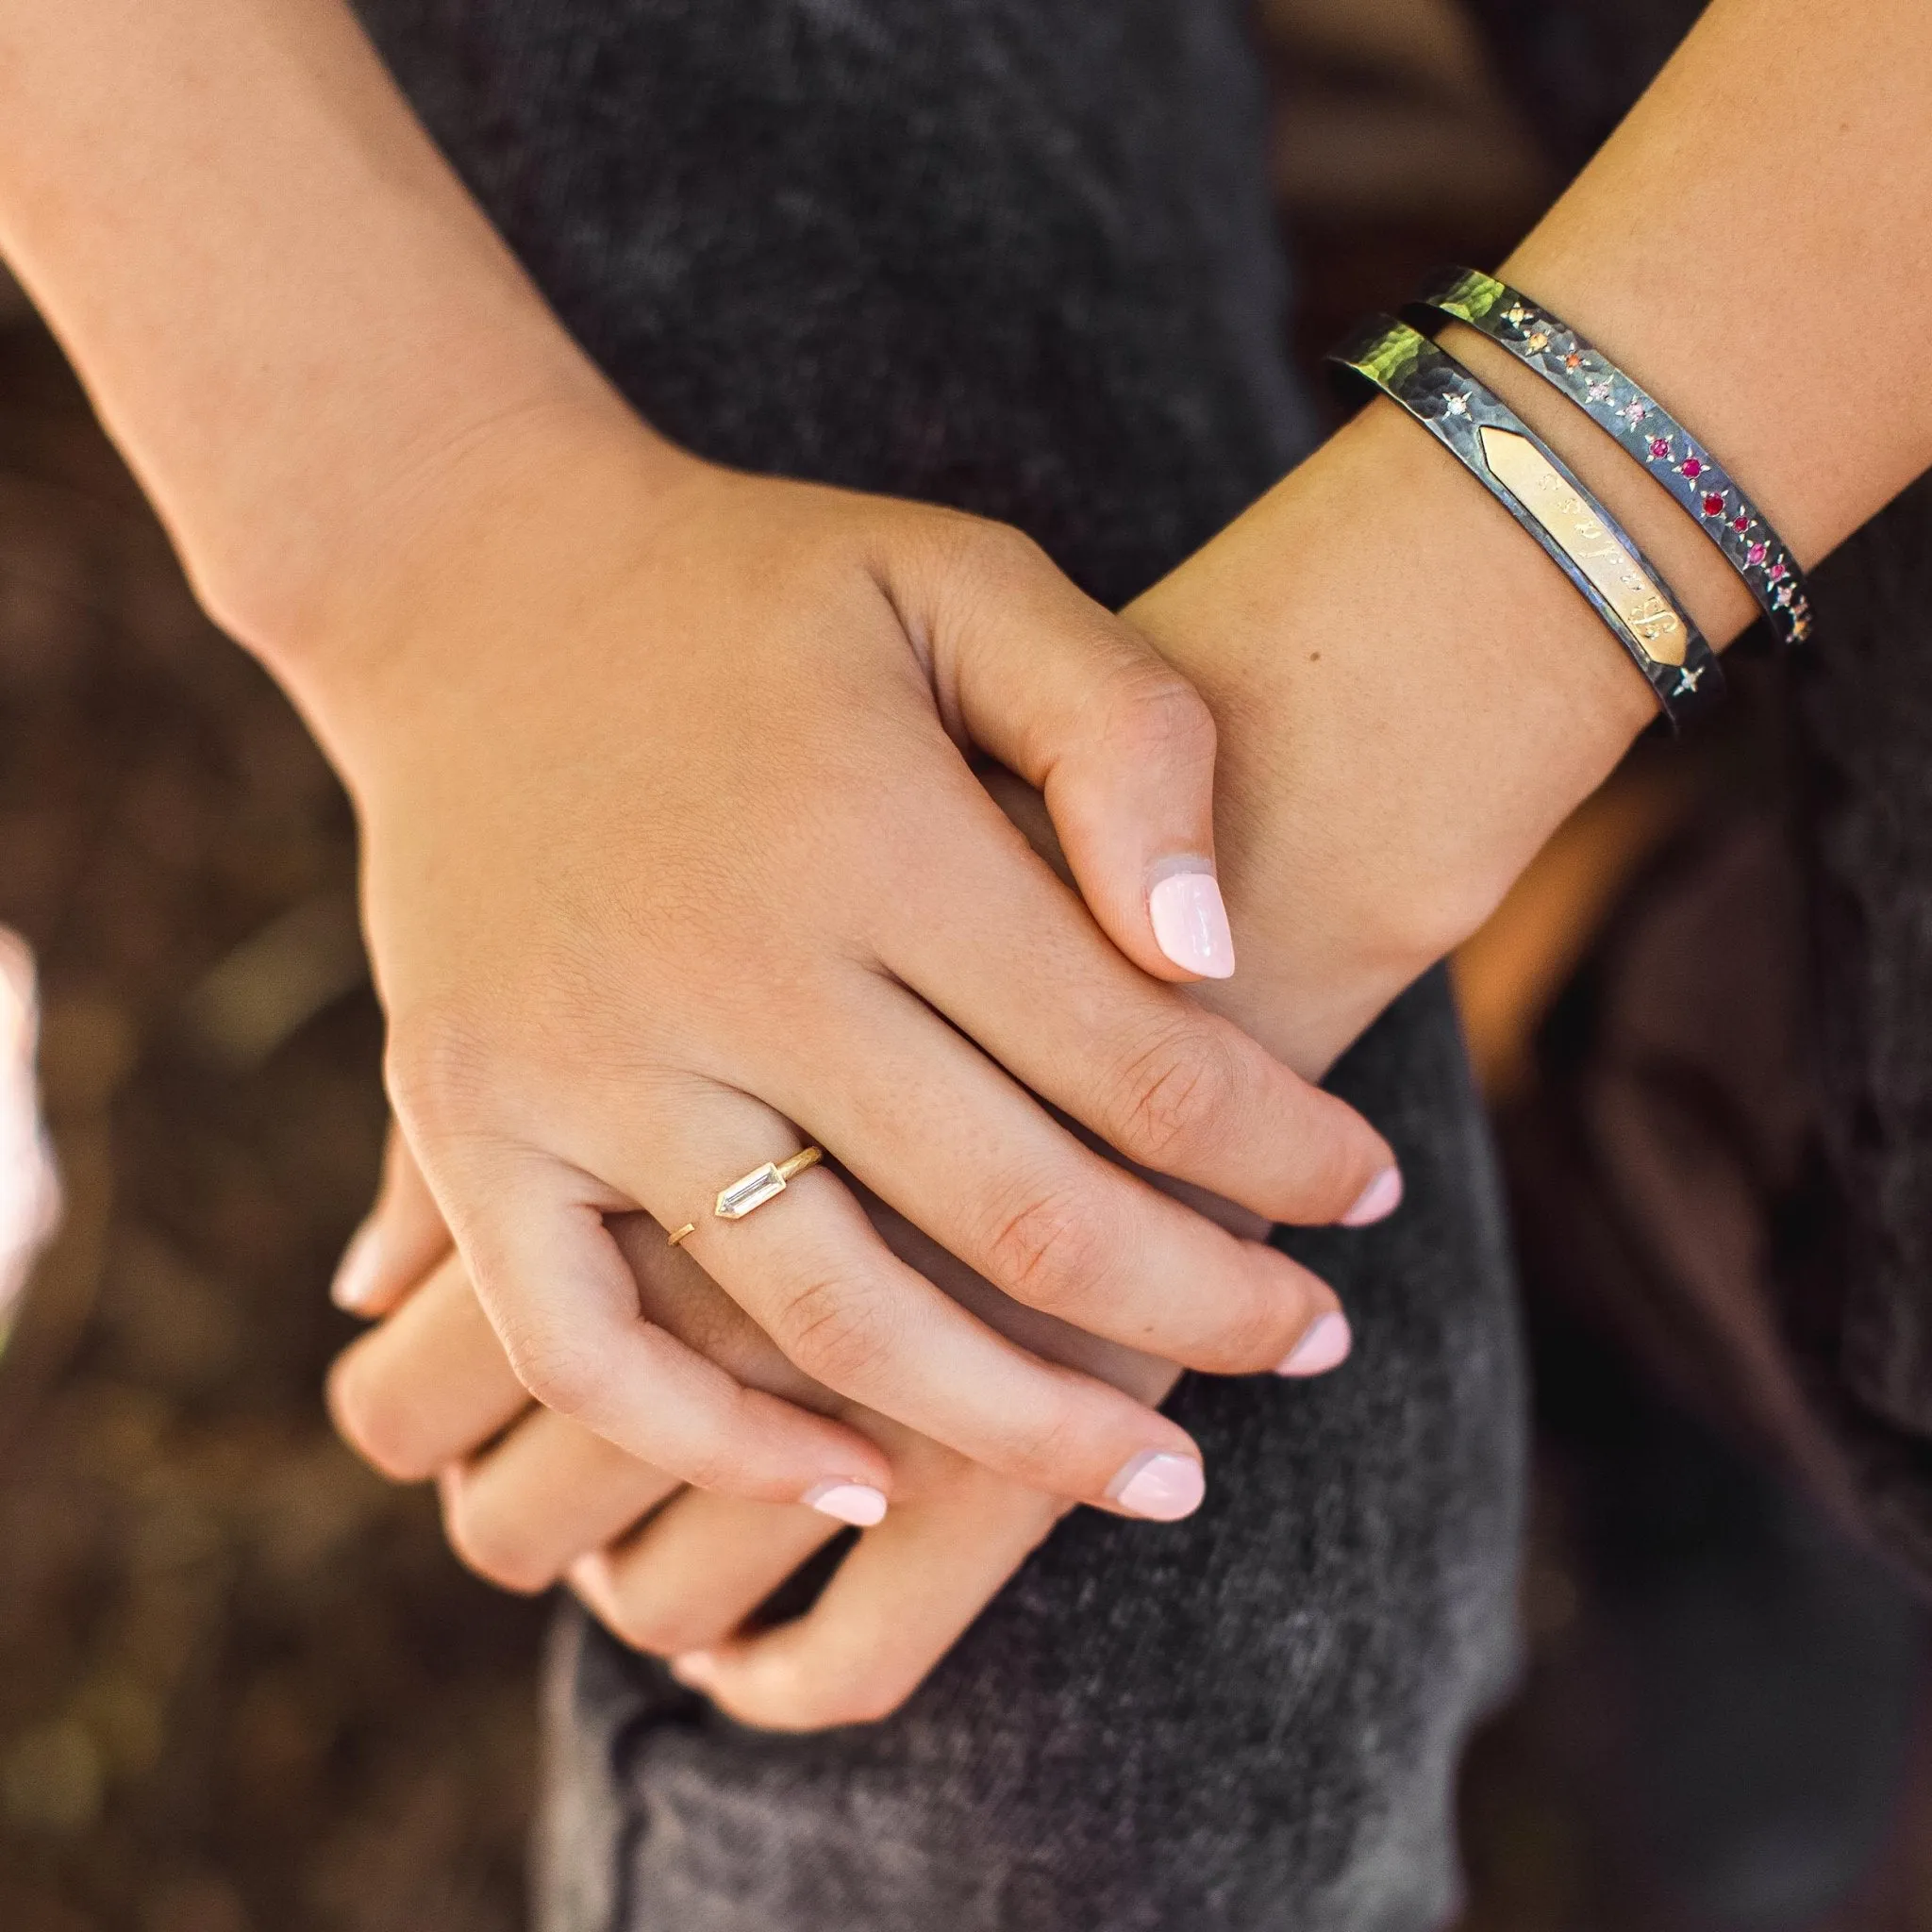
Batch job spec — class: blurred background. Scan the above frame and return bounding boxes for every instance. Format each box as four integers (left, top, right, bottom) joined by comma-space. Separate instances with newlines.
2, 3, 1929, 1928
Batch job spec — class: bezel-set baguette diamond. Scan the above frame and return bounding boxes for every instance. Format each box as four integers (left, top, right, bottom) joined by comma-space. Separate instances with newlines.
716, 1162, 789, 1219
668, 1144, 825, 1245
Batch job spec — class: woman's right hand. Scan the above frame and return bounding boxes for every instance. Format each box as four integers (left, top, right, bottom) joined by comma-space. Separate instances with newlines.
310, 406, 1395, 1524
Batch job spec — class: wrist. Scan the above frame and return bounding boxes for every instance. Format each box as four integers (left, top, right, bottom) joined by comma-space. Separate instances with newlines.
201, 321, 643, 673
1125, 400, 1656, 1075
233, 365, 705, 787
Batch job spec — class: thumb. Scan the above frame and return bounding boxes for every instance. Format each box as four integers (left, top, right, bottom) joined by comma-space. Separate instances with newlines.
330, 1121, 456, 1318
925, 526, 1234, 983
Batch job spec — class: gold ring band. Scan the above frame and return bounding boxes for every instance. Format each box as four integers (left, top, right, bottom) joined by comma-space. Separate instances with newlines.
666, 1145, 824, 1246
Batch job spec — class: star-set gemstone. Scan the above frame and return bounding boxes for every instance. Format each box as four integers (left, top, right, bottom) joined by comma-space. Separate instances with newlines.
1649, 436, 1672, 460
1587, 380, 1614, 404
1677, 665, 1705, 694
1443, 391, 1469, 416
1525, 330, 1551, 352
1564, 351, 1584, 370
1504, 303, 1532, 326
1769, 561, 1788, 580
1679, 457, 1705, 479
1731, 513, 1752, 533
1702, 492, 1726, 517
1749, 541, 1769, 565
1622, 401, 1648, 425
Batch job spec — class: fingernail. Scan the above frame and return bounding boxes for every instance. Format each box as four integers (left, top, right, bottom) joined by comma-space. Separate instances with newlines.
1276, 1310, 1352, 1376
801, 1480, 889, 1527
1106, 1450, 1206, 1521
330, 1223, 383, 1311
670, 1651, 716, 1689
1148, 871, 1236, 978
1340, 1165, 1403, 1227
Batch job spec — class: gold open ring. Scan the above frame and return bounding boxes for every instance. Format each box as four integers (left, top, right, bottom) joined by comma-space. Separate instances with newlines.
667, 1145, 824, 1246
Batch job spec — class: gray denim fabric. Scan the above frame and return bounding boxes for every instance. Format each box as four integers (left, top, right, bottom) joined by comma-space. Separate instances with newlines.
351, 4, 1528, 1924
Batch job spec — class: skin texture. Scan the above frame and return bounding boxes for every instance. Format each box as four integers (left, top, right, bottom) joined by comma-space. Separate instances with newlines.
0, 2, 1404, 1517
323, 427, 1398, 1515
3, 0, 1929, 1724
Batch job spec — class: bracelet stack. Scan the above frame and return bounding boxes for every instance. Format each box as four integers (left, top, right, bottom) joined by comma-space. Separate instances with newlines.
1408, 269, 1811, 651
1327, 268, 1810, 730
1329, 316, 1724, 731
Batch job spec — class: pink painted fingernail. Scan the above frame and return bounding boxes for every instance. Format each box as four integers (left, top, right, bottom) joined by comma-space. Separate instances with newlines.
330, 1223, 383, 1311
1148, 871, 1236, 978
670, 1652, 716, 1689
802, 1480, 889, 1527
1340, 1165, 1403, 1227
1276, 1310, 1353, 1377
1106, 1451, 1207, 1521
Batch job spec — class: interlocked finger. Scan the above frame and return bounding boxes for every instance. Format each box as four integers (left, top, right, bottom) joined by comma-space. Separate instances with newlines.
574, 1082, 1212, 1518
671, 1468, 1065, 1731
328, 1246, 530, 1480
412, 1138, 901, 1509
752, 977, 1348, 1377
439, 1407, 682, 1594
570, 1490, 843, 1660
879, 783, 1399, 1226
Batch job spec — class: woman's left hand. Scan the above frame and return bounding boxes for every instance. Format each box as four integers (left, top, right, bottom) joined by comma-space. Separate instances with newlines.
328, 1125, 1339, 1731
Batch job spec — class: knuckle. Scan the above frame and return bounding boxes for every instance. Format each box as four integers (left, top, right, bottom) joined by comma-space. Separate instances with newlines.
664, 1441, 735, 1498
917, 511, 1038, 603
1303, 1125, 1371, 1221
383, 1011, 493, 1143
770, 1271, 893, 1390
1096, 663, 1216, 774
604, 1592, 703, 1660
982, 1178, 1108, 1312
1216, 1282, 1300, 1371
959, 518, 1048, 584
325, 1354, 435, 1481
821, 1667, 915, 1728
1191, 1245, 1305, 1371
739, 1661, 905, 1732
987, 1401, 1089, 1489
441, 1486, 554, 1595
500, 1326, 606, 1418
1105, 1022, 1241, 1168
1264, 1091, 1372, 1223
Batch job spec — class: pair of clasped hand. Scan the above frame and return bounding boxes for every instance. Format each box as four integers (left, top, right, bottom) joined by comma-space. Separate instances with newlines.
318, 425, 1408, 1734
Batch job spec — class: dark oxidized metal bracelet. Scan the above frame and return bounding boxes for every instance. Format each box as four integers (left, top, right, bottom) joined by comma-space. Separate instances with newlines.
1408, 267, 1811, 650
1327, 316, 1724, 732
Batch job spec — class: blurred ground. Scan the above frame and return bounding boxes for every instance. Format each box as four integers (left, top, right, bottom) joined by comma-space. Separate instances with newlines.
1, 8, 1929, 1931
0, 319, 539, 1932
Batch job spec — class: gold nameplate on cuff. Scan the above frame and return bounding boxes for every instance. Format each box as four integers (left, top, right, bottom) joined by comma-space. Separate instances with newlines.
1477, 426, 1688, 667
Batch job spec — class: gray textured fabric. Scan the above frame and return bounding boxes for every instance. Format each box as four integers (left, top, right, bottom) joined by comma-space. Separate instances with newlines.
1791, 475, 1932, 1554
349, 4, 1528, 1925
356, 0, 1315, 609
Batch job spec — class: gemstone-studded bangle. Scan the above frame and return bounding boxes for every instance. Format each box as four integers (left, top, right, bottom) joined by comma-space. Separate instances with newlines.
1328, 316, 1724, 732
1408, 267, 1811, 650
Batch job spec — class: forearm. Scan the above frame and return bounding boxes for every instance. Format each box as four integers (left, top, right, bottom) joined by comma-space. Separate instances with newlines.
0, 0, 637, 673
1140, 0, 1932, 1077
